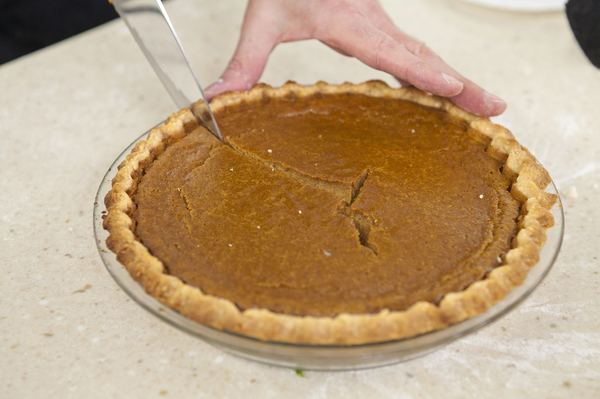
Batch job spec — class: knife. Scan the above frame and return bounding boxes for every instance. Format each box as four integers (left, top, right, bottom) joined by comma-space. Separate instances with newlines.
112, 0, 223, 141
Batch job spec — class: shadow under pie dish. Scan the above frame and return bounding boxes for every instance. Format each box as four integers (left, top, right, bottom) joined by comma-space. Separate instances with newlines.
102, 81, 557, 346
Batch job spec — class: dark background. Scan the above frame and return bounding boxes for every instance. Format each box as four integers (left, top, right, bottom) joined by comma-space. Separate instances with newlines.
0, 0, 597, 68
0, 0, 118, 65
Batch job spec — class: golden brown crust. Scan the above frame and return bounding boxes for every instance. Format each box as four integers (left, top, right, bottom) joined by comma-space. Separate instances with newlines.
104, 81, 557, 345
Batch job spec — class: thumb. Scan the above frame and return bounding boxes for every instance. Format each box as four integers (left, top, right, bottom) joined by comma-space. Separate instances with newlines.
204, 25, 277, 100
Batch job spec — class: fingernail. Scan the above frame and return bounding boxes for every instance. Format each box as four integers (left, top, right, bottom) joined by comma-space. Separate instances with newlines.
484, 90, 506, 104
442, 73, 463, 87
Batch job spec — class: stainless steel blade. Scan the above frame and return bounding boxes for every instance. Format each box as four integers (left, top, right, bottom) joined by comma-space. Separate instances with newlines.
112, 0, 222, 141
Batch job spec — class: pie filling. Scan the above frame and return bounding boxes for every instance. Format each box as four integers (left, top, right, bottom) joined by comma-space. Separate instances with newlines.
132, 93, 520, 317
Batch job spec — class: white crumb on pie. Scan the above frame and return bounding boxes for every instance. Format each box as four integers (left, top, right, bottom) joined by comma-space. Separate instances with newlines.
318, 135, 322, 138
229, 168, 233, 171
267, 149, 272, 153
411, 129, 416, 133
564, 186, 578, 199
228, 244, 232, 247
257, 226, 261, 229
322, 249, 331, 256
271, 168, 274, 171
497, 256, 502, 263
479, 194, 484, 199
298, 210, 302, 214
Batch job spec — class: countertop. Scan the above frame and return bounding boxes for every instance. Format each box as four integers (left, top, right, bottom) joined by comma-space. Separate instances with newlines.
1, 0, 599, 397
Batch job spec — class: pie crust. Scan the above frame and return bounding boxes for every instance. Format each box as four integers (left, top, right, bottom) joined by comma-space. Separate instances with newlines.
103, 81, 557, 345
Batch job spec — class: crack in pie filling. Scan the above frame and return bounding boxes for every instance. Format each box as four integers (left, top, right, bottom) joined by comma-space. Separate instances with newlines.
104, 81, 557, 344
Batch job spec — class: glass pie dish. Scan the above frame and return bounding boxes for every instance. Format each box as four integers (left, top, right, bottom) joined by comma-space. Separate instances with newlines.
93, 124, 564, 371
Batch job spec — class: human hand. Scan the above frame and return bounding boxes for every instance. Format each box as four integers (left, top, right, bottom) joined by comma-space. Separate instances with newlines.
204, 0, 506, 117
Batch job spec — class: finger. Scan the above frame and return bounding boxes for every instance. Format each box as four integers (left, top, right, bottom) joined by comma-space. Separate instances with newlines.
449, 82, 507, 117
396, 77, 411, 87
204, 6, 279, 100
204, 39, 272, 100
381, 28, 506, 116
317, 21, 464, 97
411, 43, 506, 116
324, 43, 352, 57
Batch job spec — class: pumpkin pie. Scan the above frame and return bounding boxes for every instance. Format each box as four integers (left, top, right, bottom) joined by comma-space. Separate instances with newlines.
103, 81, 556, 345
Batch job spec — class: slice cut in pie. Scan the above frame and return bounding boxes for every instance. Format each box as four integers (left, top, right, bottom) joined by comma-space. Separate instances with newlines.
103, 81, 557, 345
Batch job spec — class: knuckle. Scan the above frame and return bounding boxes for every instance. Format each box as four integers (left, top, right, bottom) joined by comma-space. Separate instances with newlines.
396, 62, 412, 81
227, 57, 246, 74
224, 56, 255, 89
369, 35, 396, 69
410, 42, 439, 60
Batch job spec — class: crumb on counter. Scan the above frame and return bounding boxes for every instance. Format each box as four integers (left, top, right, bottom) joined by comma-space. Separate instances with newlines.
564, 186, 578, 199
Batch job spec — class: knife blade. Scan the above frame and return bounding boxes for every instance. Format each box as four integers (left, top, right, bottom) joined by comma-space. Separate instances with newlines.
112, 0, 223, 141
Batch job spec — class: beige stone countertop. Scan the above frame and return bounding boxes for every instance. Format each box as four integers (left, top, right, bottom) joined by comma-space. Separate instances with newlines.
1, 0, 599, 397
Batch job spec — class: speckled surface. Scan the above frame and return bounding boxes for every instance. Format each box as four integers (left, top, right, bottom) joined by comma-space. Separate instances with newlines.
1, 0, 599, 398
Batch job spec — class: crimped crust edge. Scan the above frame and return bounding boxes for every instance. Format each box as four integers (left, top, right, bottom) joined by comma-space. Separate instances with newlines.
103, 81, 557, 345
